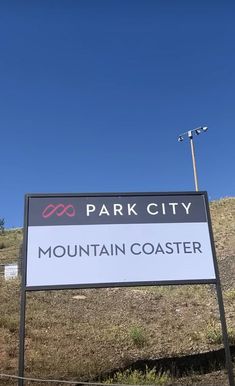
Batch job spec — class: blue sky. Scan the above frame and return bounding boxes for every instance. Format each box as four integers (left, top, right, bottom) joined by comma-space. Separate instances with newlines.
0, 0, 235, 228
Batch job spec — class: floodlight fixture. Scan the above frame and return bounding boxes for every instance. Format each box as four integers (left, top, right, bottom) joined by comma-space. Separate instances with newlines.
177, 125, 208, 192
178, 126, 208, 141
188, 130, 193, 139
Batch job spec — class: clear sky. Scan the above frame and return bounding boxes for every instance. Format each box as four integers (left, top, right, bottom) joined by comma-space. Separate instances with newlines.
0, 0, 235, 228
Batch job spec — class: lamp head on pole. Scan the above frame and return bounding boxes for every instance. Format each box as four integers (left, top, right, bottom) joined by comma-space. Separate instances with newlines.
178, 136, 184, 142
177, 126, 208, 142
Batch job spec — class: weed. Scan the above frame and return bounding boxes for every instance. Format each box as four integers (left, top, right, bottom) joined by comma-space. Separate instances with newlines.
227, 328, 235, 344
206, 322, 235, 345
130, 325, 146, 347
0, 315, 18, 333
105, 367, 169, 385
189, 330, 201, 342
6, 344, 18, 358
206, 325, 223, 344
224, 289, 235, 301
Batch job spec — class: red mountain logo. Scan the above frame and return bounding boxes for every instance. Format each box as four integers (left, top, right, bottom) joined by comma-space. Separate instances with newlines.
42, 204, 76, 218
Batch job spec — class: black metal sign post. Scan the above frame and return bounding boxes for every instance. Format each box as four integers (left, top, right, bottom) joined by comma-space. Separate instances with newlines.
18, 192, 234, 386
216, 281, 234, 386
18, 196, 28, 386
18, 287, 26, 386
205, 197, 234, 386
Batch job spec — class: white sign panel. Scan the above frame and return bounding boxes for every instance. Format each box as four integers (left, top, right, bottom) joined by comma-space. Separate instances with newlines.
5, 264, 18, 280
24, 193, 216, 289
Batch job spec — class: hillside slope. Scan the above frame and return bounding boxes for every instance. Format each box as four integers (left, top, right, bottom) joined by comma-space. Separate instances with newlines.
0, 197, 234, 385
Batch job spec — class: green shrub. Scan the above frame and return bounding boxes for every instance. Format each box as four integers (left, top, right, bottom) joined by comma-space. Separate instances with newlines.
225, 289, 235, 301
130, 325, 146, 347
0, 315, 18, 333
105, 367, 169, 385
206, 323, 235, 345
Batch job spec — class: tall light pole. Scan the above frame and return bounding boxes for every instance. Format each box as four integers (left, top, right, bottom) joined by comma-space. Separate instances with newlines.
178, 126, 208, 191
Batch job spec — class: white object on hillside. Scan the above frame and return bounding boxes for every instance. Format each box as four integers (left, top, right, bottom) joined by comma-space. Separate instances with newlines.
4, 264, 18, 280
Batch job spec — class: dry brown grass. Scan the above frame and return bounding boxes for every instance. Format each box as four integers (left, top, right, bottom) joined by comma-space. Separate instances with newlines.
0, 228, 22, 265
210, 197, 235, 259
0, 280, 234, 383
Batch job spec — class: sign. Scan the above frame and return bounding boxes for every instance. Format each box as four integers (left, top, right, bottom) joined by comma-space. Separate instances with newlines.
20, 192, 235, 386
24, 192, 216, 289
5, 264, 18, 280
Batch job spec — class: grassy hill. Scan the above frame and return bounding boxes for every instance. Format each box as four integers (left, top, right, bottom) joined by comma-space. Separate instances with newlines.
0, 228, 22, 265
0, 197, 234, 385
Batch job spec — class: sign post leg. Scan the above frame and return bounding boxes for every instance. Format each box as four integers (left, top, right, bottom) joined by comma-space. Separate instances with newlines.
215, 281, 234, 386
18, 288, 26, 386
